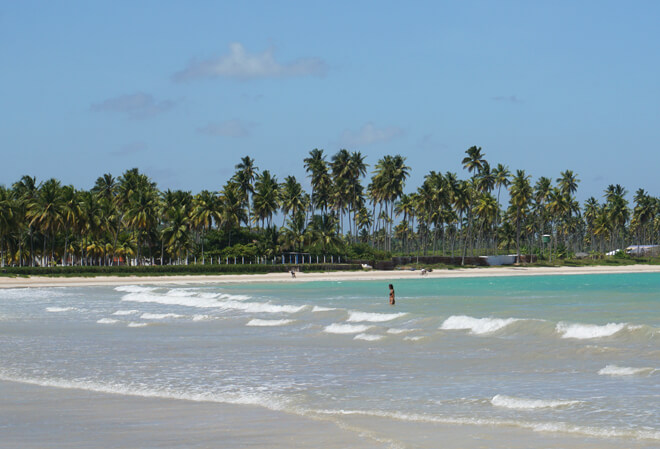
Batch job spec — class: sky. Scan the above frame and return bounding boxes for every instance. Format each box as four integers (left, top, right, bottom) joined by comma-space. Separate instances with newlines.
1, 0, 659, 204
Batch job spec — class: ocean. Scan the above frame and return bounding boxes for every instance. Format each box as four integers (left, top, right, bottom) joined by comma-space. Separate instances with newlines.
1, 273, 659, 448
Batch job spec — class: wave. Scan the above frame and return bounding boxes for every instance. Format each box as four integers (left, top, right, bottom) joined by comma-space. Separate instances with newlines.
598, 365, 656, 376
556, 322, 627, 339
354, 333, 384, 341
114, 285, 157, 293
120, 291, 303, 314
403, 336, 424, 341
140, 313, 183, 320
127, 322, 149, 328
312, 306, 337, 312
46, 307, 77, 313
112, 309, 140, 316
312, 408, 660, 441
0, 371, 288, 412
246, 319, 294, 327
96, 318, 119, 324
323, 323, 373, 334
347, 311, 407, 323
491, 394, 582, 410
386, 328, 419, 334
440, 315, 520, 335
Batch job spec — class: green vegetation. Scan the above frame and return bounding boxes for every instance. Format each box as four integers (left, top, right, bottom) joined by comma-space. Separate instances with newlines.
1, 147, 659, 272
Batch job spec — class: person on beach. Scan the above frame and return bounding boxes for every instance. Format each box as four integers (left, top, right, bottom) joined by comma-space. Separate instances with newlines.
290, 270, 296, 278
389, 284, 395, 305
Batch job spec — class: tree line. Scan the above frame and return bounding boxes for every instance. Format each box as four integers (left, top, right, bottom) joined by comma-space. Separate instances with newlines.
0, 146, 658, 267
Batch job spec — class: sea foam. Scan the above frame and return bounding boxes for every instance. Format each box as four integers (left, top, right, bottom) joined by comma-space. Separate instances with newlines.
323, 323, 373, 334
598, 365, 655, 376
354, 333, 384, 341
440, 315, 519, 334
556, 322, 626, 339
491, 394, 582, 410
246, 319, 294, 327
347, 311, 407, 322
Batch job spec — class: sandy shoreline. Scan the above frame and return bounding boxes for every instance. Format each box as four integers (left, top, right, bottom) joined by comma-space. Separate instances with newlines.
1, 264, 660, 288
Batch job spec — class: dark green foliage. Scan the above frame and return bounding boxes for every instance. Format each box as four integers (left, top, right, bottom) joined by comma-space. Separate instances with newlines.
0, 263, 361, 277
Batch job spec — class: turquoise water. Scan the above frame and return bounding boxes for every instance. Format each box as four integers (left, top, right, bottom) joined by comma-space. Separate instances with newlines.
1, 273, 659, 447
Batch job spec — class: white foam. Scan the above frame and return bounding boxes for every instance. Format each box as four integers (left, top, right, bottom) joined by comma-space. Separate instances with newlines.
323, 323, 373, 334
128, 322, 149, 328
556, 322, 626, 339
246, 319, 294, 327
96, 318, 119, 324
112, 309, 140, 316
114, 285, 157, 293
386, 328, 418, 334
598, 365, 655, 376
312, 408, 660, 441
312, 306, 337, 312
46, 307, 76, 313
121, 291, 302, 314
440, 315, 519, 334
0, 372, 288, 412
140, 313, 183, 320
347, 311, 407, 322
354, 333, 384, 341
491, 394, 582, 410
192, 314, 212, 321
404, 336, 424, 341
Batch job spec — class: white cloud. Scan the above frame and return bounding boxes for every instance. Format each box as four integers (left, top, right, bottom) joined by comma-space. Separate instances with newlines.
197, 119, 255, 138
91, 93, 174, 119
339, 122, 404, 147
174, 42, 327, 81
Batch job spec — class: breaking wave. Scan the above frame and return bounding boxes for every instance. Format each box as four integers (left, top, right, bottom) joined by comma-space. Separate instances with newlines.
598, 365, 656, 376
347, 311, 407, 323
323, 323, 373, 334
491, 394, 582, 410
440, 315, 520, 335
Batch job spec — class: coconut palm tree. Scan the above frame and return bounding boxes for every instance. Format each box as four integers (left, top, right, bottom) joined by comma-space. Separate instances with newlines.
304, 149, 332, 214
462, 146, 485, 175
191, 190, 220, 263
12, 175, 39, 266
279, 175, 308, 226
0, 186, 15, 266
234, 156, 258, 228
219, 181, 247, 246
508, 170, 532, 263
27, 178, 65, 265
252, 170, 279, 228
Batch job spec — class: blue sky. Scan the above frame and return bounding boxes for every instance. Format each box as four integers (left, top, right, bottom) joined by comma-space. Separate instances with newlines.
2, 1, 659, 203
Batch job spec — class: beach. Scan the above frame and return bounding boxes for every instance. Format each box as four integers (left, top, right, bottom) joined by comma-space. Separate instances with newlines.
2, 264, 660, 288
1, 266, 659, 448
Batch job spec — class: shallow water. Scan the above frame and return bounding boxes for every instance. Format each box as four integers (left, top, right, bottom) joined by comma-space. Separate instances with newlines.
1, 273, 659, 447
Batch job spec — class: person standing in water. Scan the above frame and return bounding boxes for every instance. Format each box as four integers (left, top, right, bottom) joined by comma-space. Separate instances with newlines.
389, 284, 395, 305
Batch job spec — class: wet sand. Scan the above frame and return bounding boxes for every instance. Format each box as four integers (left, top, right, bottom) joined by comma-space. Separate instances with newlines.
3, 380, 652, 449
1, 264, 660, 289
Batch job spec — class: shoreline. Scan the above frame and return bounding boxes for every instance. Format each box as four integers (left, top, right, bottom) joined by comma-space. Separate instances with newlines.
1, 264, 660, 288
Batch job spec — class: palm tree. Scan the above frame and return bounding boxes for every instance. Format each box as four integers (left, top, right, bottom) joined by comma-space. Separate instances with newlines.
0, 186, 15, 266
218, 181, 247, 247
279, 176, 308, 226
12, 175, 39, 266
27, 178, 65, 265
252, 170, 279, 228
191, 190, 220, 263
508, 170, 532, 263
462, 146, 485, 175
161, 205, 191, 264
304, 149, 331, 214
371, 155, 410, 251
234, 156, 258, 229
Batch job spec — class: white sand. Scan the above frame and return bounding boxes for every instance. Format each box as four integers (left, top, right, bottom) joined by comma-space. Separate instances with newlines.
1, 264, 660, 288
